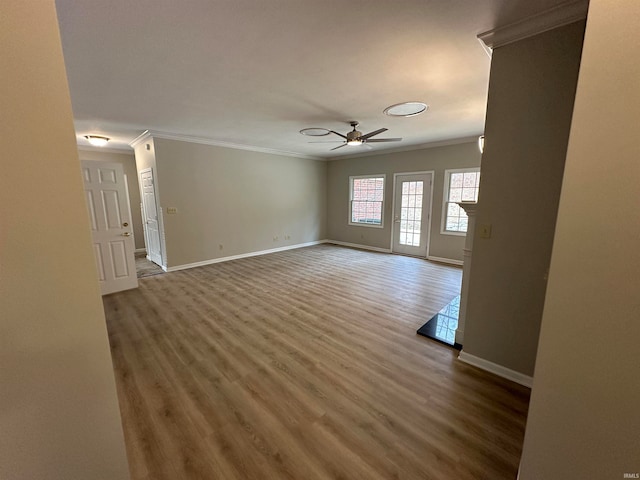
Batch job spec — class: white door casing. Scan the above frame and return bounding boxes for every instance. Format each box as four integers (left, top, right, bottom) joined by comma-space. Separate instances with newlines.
391, 172, 434, 257
140, 168, 163, 266
81, 161, 138, 295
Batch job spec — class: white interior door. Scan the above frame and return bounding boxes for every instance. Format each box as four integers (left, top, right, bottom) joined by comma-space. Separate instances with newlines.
81, 161, 138, 295
140, 168, 162, 266
392, 172, 433, 257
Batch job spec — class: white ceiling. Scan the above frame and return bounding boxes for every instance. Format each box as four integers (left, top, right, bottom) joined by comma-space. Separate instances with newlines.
56, 0, 569, 158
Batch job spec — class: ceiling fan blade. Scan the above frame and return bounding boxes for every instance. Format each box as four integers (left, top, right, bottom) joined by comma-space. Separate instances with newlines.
308, 141, 343, 143
330, 144, 348, 151
329, 130, 348, 140
360, 128, 388, 140
366, 138, 402, 143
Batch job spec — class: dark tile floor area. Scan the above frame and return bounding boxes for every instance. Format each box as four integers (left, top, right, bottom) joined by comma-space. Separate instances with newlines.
416, 295, 462, 350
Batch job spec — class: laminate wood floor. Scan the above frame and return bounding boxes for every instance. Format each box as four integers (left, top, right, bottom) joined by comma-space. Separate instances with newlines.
103, 244, 530, 480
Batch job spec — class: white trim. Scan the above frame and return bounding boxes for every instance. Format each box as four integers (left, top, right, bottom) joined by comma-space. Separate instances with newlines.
165, 240, 327, 272
129, 129, 322, 161
129, 130, 152, 148
478, 0, 589, 50
458, 351, 533, 388
348, 174, 386, 229
331, 136, 480, 161
135, 248, 147, 254
326, 240, 392, 254
390, 171, 434, 258
426, 256, 463, 266
77, 145, 134, 154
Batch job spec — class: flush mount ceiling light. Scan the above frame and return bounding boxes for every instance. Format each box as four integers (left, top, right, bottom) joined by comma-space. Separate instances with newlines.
383, 101, 428, 117
299, 128, 331, 136
84, 135, 110, 147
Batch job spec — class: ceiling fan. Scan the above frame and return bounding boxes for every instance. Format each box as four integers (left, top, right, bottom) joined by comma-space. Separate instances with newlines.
300, 121, 402, 151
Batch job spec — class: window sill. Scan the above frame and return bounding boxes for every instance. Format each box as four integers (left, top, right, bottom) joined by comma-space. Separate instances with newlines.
349, 222, 384, 229
440, 230, 467, 237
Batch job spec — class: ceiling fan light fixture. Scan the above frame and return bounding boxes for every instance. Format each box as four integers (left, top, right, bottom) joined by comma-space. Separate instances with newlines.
383, 101, 428, 117
347, 139, 363, 146
84, 135, 110, 147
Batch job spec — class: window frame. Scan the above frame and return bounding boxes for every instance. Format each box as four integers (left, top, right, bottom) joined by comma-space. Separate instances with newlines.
441, 167, 480, 236
348, 174, 385, 228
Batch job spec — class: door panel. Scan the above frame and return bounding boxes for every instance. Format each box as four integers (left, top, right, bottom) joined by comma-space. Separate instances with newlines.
140, 168, 163, 266
392, 173, 433, 257
82, 161, 138, 295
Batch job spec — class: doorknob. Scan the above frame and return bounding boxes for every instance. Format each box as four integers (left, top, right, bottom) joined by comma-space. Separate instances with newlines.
121, 232, 131, 237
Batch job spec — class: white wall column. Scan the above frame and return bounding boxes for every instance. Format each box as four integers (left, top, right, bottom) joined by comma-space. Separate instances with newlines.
455, 202, 478, 345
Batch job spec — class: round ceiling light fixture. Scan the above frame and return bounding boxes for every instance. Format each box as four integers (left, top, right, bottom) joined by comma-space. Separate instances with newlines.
383, 101, 428, 117
299, 128, 331, 136
84, 135, 110, 147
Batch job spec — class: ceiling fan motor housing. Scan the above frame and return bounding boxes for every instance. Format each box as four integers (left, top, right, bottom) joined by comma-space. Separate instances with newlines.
347, 129, 362, 141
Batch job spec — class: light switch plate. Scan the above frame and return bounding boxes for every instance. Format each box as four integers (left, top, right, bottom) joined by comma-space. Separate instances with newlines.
166, 207, 178, 214
479, 223, 492, 238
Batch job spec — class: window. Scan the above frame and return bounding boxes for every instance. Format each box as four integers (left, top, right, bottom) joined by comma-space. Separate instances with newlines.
442, 168, 480, 234
349, 175, 385, 227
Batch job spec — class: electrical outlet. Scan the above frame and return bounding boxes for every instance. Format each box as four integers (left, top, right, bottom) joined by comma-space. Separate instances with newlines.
166, 207, 178, 214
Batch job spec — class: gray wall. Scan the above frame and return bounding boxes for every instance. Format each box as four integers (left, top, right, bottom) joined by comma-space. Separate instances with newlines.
520, 1, 640, 476
150, 138, 327, 268
0, 1, 130, 478
326, 142, 481, 262
462, 21, 585, 376
79, 148, 145, 250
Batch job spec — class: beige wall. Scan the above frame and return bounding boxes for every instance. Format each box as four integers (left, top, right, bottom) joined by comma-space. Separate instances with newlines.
519, 0, 640, 476
326, 141, 481, 262
149, 138, 327, 268
79, 148, 145, 250
0, 1, 129, 479
461, 21, 585, 376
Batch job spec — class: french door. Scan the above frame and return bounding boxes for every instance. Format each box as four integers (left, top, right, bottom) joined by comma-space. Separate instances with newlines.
391, 172, 433, 257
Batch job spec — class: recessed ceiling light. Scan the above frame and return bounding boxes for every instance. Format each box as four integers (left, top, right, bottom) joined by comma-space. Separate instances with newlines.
383, 102, 428, 117
84, 135, 110, 147
299, 128, 330, 136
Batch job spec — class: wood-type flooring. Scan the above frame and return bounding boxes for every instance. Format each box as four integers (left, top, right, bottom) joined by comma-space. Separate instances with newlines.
103, 244, 530, 480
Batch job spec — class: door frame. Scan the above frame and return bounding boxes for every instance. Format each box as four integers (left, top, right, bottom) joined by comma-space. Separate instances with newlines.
139, 167, 166, 268
390, 170, 435, 258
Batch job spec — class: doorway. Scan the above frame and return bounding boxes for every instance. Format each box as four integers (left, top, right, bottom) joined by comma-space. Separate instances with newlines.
139, 168, 163, 267
391, 172, 433, 257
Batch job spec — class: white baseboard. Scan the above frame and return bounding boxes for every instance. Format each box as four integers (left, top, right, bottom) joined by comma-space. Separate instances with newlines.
427, 255, 464, 266
135, 248, 147, 254
165, 240, 327, 272
326, 240, 392, 254
458, 351, 533, 388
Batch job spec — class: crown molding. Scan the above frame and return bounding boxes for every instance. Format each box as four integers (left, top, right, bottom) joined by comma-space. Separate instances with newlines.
330, 135, 480, 161
129, 129, 323, 161
478, 0, 589, 50
77, 145, 134, 154
129, 130, 152, 149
